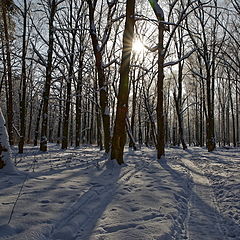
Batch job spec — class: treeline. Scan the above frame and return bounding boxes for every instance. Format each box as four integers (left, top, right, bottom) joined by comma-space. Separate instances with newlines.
0, 0, 240, 163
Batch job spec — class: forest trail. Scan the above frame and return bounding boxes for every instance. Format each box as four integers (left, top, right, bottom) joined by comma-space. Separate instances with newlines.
181, 156, 224, 240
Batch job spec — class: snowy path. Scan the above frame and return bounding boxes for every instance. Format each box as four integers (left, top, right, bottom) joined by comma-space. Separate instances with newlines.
190, 149, 240, 239
181, 157, 224, 240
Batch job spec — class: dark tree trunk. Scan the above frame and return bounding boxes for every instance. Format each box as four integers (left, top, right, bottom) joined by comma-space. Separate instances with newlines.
206, 71, 216, 151
62, 1, 78, 149
94, 78, 103, 150
87, 0, 111, 153
111, 0, 135, 164
156, 22, 165, 158
27, 96, 33, 144
126, 118, 137, 150
34, 99, 43, 146
187, 96, 191, 146
40, 0, 56, 151
75, 56, 83, 147
200, 82, 204, 147
2, 3, 14, 145
18, 0, 28, 153
173, 63, 187, 150
57, 79, 63, 145
228, 72, 236, 147
129, 75, 137, 148
138, 96, 143, 146
148, 0, 165, 158
236, 78, 239, 145
145, 120, 150, 147
226, 99, 230, 146
195, 84, 199, 146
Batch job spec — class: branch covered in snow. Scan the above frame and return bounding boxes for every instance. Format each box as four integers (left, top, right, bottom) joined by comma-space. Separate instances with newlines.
164, 48, 197, 68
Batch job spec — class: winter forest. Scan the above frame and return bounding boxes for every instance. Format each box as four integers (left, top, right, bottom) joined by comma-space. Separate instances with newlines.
0, 0, 240, 239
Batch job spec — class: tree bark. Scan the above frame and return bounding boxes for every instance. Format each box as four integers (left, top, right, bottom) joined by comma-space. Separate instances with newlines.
206, 70, 216, 151
75, 56, 83, 147
228, 71, 236, 147
18, 0, 28, 153
129, 73, 137, 149
156, 22, 165, 158
2, 2, 14, 145
40, 0, 56, 151
87, 0, 111, 153
173, 62, 187, 150
62, 0, 78, 149
111, 0, 135, 164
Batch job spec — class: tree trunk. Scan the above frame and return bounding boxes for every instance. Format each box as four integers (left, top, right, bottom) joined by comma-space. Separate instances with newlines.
87, 1, 111, 153
156, 22, 165, 158
148, 0, 165, 158
18, 0, 28, 153
129, 76, 137, 148
34, 99, 43, 146
62, 1, 77, 149
226, 98, 230, 146
236, 77, 239, 145
2, 3, 14, 145
27, 95, 33, 144
173, 63, 187, 150
40, 0, 56, 151
94, 77, 103, 150
228, 73, 236, 147
57, 79, 63, 145
195, 84, 199, 146
111, 0, 135, 164
206, 71, 215, 151
75, 56, 83, 147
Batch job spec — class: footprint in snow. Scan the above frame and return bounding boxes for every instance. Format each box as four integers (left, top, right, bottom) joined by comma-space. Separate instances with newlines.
146, 184, 154, 188
130, 206, 140, 212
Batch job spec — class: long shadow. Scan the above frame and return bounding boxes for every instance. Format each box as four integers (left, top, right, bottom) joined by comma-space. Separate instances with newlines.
47, 159, 123, 240
1, 147, 121, 240
157, 149, 240, 239
1, 148, 104, 191
187, 147, 240, 166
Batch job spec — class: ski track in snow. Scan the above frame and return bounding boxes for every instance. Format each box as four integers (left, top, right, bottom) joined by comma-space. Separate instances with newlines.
0, 145, 239, 240
181, 156, 224, 240
49, 156, 151, 240
173, 148, 240, 240
189, 148, 240, 240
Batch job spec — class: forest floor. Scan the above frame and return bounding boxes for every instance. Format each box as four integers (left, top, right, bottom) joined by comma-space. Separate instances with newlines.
0, 145, 239, 240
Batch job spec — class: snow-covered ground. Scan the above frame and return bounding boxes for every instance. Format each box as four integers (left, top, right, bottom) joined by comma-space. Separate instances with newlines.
0, 145, 239, 240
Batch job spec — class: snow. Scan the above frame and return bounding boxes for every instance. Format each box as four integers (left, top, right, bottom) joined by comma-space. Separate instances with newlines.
0, 145, 239, 240
0, 109, 16, 173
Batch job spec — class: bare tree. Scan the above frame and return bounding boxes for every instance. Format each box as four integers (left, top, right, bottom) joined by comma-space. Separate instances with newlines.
86, 0, 117, 153
18, 0, 31, 153
40, 0, 59, 151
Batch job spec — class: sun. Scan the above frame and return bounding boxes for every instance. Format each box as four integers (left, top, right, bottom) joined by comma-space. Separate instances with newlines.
132, 39, 145, 54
